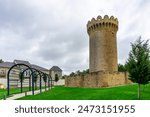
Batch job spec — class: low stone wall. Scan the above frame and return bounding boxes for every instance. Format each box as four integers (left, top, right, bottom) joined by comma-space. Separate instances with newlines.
54, 79, 65, 86
65, 71, 132, 88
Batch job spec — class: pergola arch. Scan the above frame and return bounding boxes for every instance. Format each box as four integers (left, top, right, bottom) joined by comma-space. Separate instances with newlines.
7, 63, 53, 96
7, 63, 33, 96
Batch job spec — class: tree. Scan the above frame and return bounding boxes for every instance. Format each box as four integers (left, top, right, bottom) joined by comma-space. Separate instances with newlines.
85, 69, 89, 74
62, 75, 66, 79
19, 71, 25, 82
19, 71, 25, 93
69, 69, 89, 77
33, 72, 38, 90
43, 74, 47, 91
76, 70, 81, 75
81, 69, 89, 76
55, 74, 59, 83
43, 74, 47, 83
118, 64, 126, 72
0, 59, 4, 63
126, 37, 150, 99
70, 72, 75, 77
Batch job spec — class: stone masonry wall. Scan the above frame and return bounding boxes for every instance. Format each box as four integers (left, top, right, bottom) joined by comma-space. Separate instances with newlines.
65, 71, 132, 88
87, 15, 119, 73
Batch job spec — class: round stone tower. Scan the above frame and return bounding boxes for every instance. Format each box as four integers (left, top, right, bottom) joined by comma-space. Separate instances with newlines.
87, 15, 118, 73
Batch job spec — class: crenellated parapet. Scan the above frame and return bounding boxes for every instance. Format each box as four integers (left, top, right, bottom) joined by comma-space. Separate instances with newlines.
87, 15, 118, 35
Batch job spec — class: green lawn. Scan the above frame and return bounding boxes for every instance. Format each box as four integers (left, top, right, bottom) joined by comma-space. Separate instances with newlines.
0, 87, 46, 99
0, 89, 6, 99
0, 87, 31, 99
18, 84, 150, 100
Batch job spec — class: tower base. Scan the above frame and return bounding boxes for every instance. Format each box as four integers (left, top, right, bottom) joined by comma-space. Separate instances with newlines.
65, 71, 132, 88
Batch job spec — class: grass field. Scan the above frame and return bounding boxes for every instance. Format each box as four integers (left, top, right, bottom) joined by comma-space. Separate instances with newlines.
0, 87, 31, 99
0, 87, 46, 99
18, 84, 150, 100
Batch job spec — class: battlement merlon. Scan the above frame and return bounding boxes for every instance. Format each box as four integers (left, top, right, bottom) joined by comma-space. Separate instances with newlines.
87, 15, 119, 35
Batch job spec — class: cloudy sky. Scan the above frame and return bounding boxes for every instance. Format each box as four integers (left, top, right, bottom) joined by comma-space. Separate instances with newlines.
0, 0, 150, 74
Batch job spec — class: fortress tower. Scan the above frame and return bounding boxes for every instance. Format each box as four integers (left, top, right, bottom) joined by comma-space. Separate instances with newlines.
87, 15, 118, 73
65, 15, 132, 88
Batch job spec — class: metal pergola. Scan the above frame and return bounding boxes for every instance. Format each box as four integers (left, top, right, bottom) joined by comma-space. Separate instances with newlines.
7, 63, 53, 96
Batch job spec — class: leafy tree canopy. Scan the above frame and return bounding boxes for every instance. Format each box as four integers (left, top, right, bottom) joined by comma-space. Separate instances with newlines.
126, 37, 150, 85
33, 72, 38, 82
69, 69, 89, 77
118, 64, 126, 72
0, 59, 4, 63
55, 74, 59, 82
43, 74, 47, 83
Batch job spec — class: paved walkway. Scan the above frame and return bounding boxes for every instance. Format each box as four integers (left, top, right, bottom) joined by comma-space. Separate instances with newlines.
6, 88, 50, 100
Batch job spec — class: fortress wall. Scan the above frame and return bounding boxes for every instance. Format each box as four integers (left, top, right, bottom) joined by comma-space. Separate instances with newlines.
104, 72, 127, 87
65, 71, 132, 88
65, 16, 132, 88
65, 75, 83, 87
83, 73, 98, 87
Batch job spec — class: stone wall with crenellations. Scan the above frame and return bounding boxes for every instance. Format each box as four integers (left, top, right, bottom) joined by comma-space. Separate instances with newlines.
65, 71, 132, 88
65, 15, 132, 88
87, 15, 119, 73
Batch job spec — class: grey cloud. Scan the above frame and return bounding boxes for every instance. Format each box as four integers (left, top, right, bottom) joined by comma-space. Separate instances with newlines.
0, 0, 150, 74
33, 28, 89, 73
